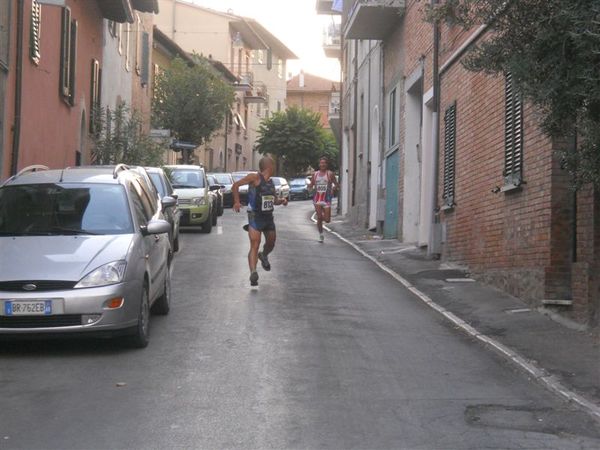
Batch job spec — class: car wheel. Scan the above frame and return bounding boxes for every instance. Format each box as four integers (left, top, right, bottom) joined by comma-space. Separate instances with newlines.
218, 201, 224, 217
202, 211, 213, 233
127, 285, 150, 348
212, 207, 218, 226
173, 234, 180, 252
152, 264, 171, 315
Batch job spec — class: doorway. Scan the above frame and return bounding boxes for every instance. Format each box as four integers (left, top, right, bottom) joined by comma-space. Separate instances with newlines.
384, 150, 400, 239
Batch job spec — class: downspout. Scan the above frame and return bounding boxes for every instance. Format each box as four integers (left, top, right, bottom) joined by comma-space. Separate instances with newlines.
337, 32, 344, 215
10, 0, 25, 175
223, 110, 229, 172
427, 0, 441, 256
351, 40, 358, 207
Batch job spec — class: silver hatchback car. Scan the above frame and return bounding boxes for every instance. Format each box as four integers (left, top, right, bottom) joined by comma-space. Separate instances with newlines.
0, 165, 173, 348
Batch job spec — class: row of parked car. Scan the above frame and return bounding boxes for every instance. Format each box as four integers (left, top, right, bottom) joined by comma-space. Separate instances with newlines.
0, 163, 230, 348
0, 163, 316, 348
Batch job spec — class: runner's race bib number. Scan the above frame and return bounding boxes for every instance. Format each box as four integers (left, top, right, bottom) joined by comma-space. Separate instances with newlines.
261, 195, 275, 212
316, 183, 328, 193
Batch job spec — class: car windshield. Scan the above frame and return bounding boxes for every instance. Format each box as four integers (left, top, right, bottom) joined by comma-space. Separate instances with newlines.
169, 169, 205, 189
211, 174, 233, 185
291, 179, 307, 186
148, 172, 166, 197
272, 178, 281, 186
0, 183, 133, 236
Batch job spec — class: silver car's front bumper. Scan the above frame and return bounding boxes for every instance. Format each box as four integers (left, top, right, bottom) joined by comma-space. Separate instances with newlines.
0, 280, 143, 336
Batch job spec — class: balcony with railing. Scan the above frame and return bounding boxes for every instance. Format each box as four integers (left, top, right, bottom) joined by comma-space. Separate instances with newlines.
329, 91, 341, 143
244, 81, 268, 104
316, 0, 341, 15
323, 22, 342, 59
345, 0, 406, 40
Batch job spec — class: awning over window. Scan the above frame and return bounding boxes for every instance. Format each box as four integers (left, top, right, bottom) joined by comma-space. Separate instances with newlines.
131, 0, 159, 14
97, 0, 134, 23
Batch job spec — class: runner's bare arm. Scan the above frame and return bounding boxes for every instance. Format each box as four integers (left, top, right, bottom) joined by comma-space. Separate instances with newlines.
308, 173, 315, 191
331, 172, 340, 192
274, 196, 288, 206
232, 173, 259, 212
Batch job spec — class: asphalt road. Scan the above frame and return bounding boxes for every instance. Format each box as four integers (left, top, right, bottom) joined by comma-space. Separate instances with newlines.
1, 201, 599, 450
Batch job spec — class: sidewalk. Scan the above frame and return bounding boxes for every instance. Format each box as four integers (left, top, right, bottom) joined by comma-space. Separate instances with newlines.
325, 214, 600, 419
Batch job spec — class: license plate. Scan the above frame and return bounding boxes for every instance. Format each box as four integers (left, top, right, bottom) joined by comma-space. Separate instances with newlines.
4, 300, 52, 316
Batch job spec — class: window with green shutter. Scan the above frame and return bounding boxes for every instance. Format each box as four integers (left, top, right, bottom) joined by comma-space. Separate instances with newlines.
59, 7, 77, 106
141, 32, 150, 86
30, 0, 41, 64
442, 102, 457, 208
504, 72, 524, 187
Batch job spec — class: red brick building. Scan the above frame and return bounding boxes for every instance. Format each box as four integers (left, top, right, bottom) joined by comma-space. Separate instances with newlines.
287, 72, 340, 130
333, 0, 599, 327
0, 0, 139, 180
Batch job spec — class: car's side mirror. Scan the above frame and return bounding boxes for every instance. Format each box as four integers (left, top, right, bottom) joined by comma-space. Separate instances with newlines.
141, 219, 171, 236
162, 196, 177, 209
170, 193, 178, 200
209, 185, 221, 191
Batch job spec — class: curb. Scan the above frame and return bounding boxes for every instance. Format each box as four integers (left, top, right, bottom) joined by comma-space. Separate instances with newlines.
311, 213, 600, 421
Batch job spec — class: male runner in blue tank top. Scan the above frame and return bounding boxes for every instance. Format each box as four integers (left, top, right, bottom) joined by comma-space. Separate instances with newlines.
232, 156, 288, 286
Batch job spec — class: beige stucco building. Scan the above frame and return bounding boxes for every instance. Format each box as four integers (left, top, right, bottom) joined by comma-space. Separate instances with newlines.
155, 0, 296, 171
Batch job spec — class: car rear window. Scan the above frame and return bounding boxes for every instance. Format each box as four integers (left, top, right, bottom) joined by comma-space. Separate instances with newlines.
0, 183, 133, 236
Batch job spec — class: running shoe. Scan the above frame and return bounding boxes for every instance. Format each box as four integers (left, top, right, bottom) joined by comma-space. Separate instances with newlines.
250, 271, 259, 286
319, 234, 325, 243
258, 252, 271, 271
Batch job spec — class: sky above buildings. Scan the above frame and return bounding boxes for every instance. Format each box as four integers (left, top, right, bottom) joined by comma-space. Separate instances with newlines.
188, 0, 341, 81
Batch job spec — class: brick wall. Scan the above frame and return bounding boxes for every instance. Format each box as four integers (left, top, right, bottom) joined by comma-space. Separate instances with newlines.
286, 91, 331, 129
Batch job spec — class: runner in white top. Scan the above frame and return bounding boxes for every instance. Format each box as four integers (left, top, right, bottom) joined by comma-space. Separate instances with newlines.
308, 157, 339, 243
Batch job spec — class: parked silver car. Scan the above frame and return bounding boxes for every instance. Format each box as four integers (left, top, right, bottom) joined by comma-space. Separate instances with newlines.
0, 165, 173, 348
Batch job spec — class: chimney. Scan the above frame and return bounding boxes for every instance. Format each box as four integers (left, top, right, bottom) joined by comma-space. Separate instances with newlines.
299, 70, 305, 88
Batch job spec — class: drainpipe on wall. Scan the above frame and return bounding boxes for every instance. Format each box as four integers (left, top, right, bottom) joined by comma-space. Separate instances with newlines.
337, 33, 344, 215
427, 0, 441, 257
223, 111, 229, 172
351, 40, 358, 208
10, 0, 24, 175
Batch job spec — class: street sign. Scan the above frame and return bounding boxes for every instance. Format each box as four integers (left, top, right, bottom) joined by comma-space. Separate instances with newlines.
150, 129, 171, 138
36, 0, 66, 6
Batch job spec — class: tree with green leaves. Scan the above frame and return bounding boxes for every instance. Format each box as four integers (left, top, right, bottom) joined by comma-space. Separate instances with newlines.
426, 0, 600, 187
152, 57, 235, 161
256, 106, 339, 177
91, 103, 164, 166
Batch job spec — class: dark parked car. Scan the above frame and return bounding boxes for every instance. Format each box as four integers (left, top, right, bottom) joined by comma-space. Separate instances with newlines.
207, 175, 224, 217
289, 177, 310, 200
208, 173, 234, 207
146, 167, 181, 252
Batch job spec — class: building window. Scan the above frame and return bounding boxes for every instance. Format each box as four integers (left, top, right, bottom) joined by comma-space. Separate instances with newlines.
117, 23, 122, 54
135, 14, 141, 75
108, 21, 117, 38
89, 59, 101, 133
141, 32, 150, 86
30, 0, 42, 64
267, 49, 273, 70
0, 0, 10, 67
504, 72, 524, 187
442, 102, 457, 208
277, 58, 283, 79
59, 7, 77, 106
125, 22, 131, 71
277, 100, 281, 112
257, 49, 263, 64
389, 88, 397, 147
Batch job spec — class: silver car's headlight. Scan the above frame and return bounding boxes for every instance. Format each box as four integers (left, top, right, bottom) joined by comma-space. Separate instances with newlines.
75, 261, 127, 288
192, 197, 206, 206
